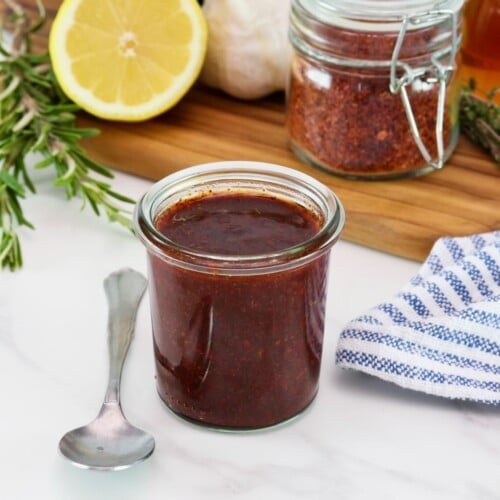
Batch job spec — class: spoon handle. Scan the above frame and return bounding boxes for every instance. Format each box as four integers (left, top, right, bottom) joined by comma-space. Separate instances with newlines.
103, 268, 148, 404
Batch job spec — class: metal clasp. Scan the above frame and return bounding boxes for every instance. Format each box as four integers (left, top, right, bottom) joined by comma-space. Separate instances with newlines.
390, 10, 460, 170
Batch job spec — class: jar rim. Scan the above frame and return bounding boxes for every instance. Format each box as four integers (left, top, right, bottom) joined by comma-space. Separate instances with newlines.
134, 161, 345, 274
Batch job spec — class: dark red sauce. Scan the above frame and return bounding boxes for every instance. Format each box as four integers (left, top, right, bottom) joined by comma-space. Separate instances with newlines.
148, 192, 330, 429
158, 193, 320, 254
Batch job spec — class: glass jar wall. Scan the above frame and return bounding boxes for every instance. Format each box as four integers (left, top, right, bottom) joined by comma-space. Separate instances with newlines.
286, 0, 464, 180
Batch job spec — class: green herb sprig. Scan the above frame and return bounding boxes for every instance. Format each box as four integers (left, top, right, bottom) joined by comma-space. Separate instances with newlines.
460, 80, 500, 164
0, 0, 134, 271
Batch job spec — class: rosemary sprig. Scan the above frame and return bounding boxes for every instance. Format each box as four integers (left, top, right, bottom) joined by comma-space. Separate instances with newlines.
0, 0, 134, 271
460, 80, 500, 164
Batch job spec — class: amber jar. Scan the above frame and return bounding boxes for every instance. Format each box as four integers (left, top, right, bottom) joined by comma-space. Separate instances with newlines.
460, 0, 500, 104
134, 162, 345, 430
286, 0, 464, 179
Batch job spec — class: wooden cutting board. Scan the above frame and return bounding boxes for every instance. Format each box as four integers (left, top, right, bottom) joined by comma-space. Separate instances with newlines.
5, 0, 500, 262
77, 87, 499, 262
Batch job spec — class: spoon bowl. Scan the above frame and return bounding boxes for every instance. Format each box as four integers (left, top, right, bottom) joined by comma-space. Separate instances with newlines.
59, 403, 155, 471
58, 268, 155, 471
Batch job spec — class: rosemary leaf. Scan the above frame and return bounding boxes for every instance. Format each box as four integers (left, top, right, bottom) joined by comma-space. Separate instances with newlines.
0, 0, 134, 271
460, 80, 500, 164
0, 170, 25, 196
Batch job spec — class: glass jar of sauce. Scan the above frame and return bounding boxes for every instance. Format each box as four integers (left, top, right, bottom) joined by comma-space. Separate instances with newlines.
134, 162, 345, 430
286, 0, 464, 179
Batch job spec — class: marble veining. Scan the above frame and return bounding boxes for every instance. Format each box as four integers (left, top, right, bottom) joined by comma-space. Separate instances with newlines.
0, 171, 498, 500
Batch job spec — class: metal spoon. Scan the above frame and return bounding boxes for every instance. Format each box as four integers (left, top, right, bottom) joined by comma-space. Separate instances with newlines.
59, 268, 155, 471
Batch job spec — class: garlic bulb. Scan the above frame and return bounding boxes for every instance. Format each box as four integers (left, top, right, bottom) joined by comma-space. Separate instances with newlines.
201, 0, 291, 100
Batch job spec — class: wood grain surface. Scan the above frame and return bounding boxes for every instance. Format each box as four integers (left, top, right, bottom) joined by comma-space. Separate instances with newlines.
4, 0, 499, 261
76, 87, 500, 262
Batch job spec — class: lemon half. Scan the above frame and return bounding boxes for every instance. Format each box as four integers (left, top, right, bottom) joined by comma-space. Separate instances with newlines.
49, 0, 207, 121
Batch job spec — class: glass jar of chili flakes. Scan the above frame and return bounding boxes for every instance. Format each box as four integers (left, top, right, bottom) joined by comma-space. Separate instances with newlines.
286, 0, 464, 179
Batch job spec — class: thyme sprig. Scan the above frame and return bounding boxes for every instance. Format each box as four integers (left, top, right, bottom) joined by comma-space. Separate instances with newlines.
460, 80, 500, 164
0, 0, 134, 271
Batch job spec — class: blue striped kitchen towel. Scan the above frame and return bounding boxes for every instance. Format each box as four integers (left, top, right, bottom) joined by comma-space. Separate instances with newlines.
336, 231, 500, 404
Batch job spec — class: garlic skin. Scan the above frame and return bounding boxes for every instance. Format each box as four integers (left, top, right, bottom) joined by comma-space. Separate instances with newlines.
201, 0, 291, 100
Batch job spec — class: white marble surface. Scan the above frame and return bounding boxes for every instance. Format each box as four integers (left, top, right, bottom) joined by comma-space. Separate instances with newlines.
1, 169, 499, 500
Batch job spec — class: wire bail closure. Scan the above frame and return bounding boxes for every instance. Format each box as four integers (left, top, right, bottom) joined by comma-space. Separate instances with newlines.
390, 10, 460, 170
